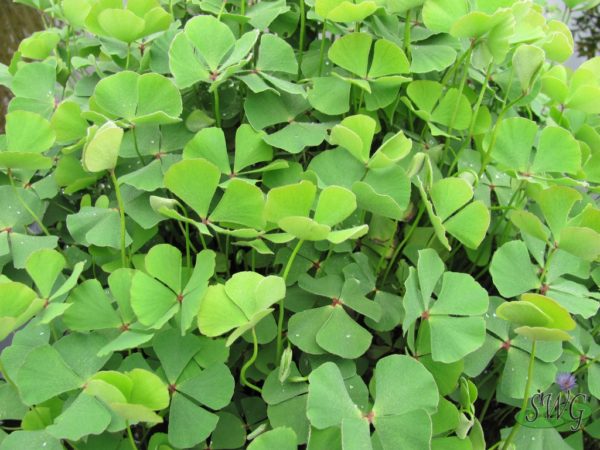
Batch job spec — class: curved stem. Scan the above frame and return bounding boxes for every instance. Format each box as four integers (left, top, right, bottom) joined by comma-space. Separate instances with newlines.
240, 328, 262, 393
110, 170, 128, 268
317, 21, 327, 76
8, 171, 51, 236
276, 239, 304, 359
501, 340, 536, 450
126, 422, 138, 450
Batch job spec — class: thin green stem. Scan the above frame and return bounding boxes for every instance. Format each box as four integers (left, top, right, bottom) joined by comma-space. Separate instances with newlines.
240, 328, 262, 393
404, 9, 412, 58
110, 170, 128, 268
297, 0, 306, 80
214, 88, 222, 128
501, 340, 536, 450
318, 21, 327, 77
276, 239, 304, 359
126, 422, 138, 450
217, 0, 227, 19
441, 47, 471, 89
8, 171, 51, 236
381, 205, 425, 286
126, 44, 131, 70
239, 0, 246, 33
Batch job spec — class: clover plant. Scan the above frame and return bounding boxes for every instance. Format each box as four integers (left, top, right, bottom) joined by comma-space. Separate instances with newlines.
0, 0, 599, 449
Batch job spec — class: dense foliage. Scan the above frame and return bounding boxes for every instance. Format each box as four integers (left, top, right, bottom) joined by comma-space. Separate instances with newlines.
0, 0, 599, 449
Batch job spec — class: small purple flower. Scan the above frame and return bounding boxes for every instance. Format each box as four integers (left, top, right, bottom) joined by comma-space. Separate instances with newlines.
555, 372, 577, 392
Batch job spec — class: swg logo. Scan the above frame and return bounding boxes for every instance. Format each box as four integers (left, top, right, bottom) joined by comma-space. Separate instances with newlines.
516, 373, 592, 431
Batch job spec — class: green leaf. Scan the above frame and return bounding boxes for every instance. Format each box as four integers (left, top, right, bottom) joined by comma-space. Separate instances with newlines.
63, 280, 122, 331
264, 122, 328, 154
316, 0, 377, 22
197, 284, 247, 337
66, 207, 132, 249
558, 226, 600, 261
265, 180, 317, 224
86, 369, 169, 424
444, 201, 490, 250
513, 326, 572, 341
0, 282, 44, 341
410, 45, 456, 73
198, 273, 285, 342
177, 363, 234, 409
47, 393, 111, 441
314, 186, 356, 227
0, 431, 62, 450
490, 240, 541, 298
279, 217, 331, 241
6, 111, 55, 153
368, 131, 412, 169
144, 243, 181, 292
352, 166, 411, 220
521, 293, 576, 330
97, 9, 145, 43
430, 178, 472, 222
25, 249, 65, 299
210, 179, 266, 229
491, 117, 537, 172
330, 115, 376, 163
257, 34, 298, 74
496, 301, 551, 327
369, 39, 410, 78
82, 122, 123, 173
247, 427, 298, 450
328, 33, 372, 78
512, 44, 545, 92
52, 101, 89, 143
315, 306, 372, 359
308, 77, 351, 115
233, 124, 273, 173
90, 71, 182, 124
168, 393, 218, 448
307, 362, 362, 429
183, 127, 230, 173
16, 345, 83, 405
536, 186, 581, 238
372, 355, 438, 416
164, 158, 221, 219
531, 126, 581, 175
509, 210, 550, 242
422, 0, 469, 33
